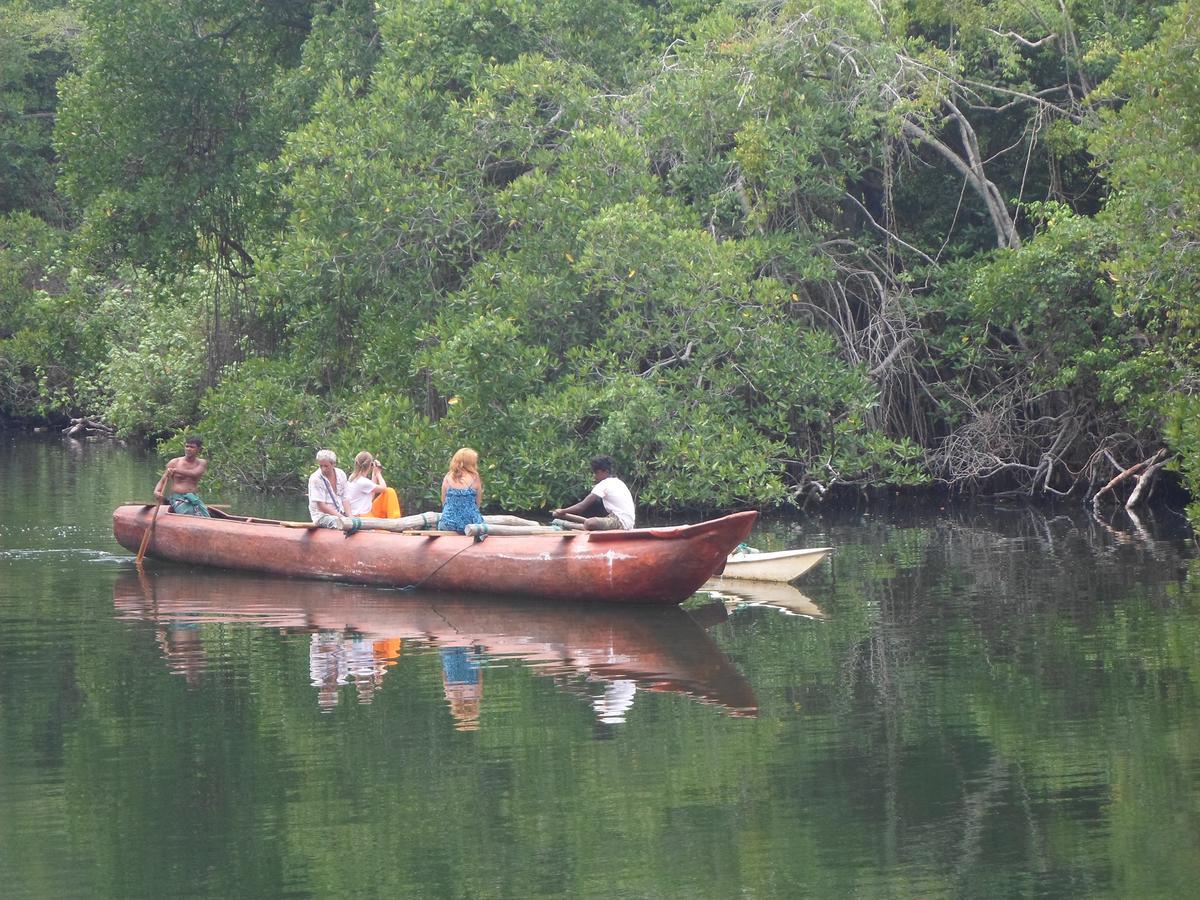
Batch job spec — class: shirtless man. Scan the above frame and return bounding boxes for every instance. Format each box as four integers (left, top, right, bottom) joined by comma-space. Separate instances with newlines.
154, 435, 211, 517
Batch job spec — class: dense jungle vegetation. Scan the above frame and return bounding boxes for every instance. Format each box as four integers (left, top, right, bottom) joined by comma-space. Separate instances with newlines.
1, 0, 1197, 519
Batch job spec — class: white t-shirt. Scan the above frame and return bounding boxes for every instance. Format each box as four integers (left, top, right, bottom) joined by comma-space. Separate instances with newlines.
344, 475, 380, 516
590, 476, 635, 529
308, 467, 348, 521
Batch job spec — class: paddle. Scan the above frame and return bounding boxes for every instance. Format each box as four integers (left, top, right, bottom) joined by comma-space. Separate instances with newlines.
136, 471, 171, 566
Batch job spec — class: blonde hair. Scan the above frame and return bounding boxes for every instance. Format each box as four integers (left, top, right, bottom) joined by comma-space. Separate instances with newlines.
351, 451, 374, 480
448, 447, 479, 481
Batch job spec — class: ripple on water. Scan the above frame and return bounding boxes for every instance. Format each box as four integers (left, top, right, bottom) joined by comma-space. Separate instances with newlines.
0, 547, 126, 562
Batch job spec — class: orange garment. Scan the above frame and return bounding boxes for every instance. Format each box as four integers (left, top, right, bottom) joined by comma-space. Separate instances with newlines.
366, 487, 402, 518
373, 638, 403, 668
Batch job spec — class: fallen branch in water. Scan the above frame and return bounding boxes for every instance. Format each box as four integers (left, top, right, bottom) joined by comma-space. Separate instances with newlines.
1125, 450, 1171, 509
1089, 448, 1169, 508
63, 417, 116, 438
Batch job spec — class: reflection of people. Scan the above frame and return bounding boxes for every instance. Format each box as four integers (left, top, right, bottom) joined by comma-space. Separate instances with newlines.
310, 631, 347, 710
552, 455, 635, 531
440, 646, 483, 731
309, 630, 395, 709
345, 635, 384, 704
438, 448, 485, 534
307, 449, 349, 529
155, 623, 205, 687
345, 451, 403, 518
154, 435, 211, 516
592, 679, 637, 724
373, 637, 403, 670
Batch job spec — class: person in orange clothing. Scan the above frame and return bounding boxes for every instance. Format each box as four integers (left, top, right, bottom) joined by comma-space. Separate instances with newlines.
344, 451, 403, 519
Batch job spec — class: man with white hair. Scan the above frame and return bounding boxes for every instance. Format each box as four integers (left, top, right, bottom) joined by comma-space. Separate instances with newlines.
308, 449, 350, 528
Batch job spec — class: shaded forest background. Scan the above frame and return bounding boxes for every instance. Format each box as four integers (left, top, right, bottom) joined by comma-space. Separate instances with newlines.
1, 0, 1197, 519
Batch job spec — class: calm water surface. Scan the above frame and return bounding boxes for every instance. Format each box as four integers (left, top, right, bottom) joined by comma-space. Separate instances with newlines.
2, 433, 1198, 899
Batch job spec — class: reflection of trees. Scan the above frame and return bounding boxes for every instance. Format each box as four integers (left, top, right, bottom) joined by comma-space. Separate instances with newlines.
725, 504, 1200, 892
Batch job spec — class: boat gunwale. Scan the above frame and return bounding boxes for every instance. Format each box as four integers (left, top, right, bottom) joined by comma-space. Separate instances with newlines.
125, 506, 756, 545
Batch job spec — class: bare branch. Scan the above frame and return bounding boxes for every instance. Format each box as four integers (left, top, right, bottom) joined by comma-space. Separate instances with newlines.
1090, 448, 1169, 506
901, 118, 1020, 249
985, 29, 1058, 49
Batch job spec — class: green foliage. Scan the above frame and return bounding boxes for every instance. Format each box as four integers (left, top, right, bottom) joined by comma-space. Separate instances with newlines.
379, 0, 654, 91
0, 212, 58, 417
0, 1, 78, 221
5, 0, 1200, 517
1089, 0, 1200, 513
329, 394, 451, 512
1091, 0, 1200, 340
96, 275, 207, 439
414, 164, 924, 510
0, 215, 125, 420
55, 0, 317, 273
966, 204, 1126, 390
1165, 395, 1200, 530
273, 0, 382, 112
190, 358, 330, 492
0, 210, 62, 329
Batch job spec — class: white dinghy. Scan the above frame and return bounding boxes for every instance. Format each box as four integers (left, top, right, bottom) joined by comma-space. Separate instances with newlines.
717, 546, 832, 582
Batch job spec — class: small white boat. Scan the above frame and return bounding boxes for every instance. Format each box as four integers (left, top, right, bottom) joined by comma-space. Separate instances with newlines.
718, 546, 832, 582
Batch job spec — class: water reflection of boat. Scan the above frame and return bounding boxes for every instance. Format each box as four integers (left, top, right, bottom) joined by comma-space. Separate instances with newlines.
113, 570, 758, 723
700, 580, 826, 619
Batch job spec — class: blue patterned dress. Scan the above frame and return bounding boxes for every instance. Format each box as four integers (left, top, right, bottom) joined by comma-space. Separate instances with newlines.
438, 486, 485, 533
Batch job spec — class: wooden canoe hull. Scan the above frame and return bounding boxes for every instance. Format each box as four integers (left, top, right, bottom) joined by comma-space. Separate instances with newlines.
112, 506, 757, 604
719, 546, 831, 582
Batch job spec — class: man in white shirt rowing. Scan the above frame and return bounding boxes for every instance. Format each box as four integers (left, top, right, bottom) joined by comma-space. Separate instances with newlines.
552, 455, 636, 531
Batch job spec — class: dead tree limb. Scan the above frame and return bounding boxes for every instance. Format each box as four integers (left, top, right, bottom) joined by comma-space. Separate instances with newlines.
63, 417, 116, 438
900, 116, 1020, 250
1089, 448, 1168, 507
1125, 452, 1170, 509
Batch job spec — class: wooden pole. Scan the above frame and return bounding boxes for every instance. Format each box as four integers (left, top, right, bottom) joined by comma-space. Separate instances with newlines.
136, 473, 171, 566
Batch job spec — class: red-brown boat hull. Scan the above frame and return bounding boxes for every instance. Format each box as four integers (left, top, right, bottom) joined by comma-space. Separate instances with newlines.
112, 506, 757, 604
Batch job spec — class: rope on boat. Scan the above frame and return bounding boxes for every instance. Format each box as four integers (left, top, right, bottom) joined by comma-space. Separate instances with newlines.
398, 527, 485, 592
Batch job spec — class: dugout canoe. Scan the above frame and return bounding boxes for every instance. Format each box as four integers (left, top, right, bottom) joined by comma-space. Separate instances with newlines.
718, 546, 832, 582
113, 570, 758, 718
112, 505, 757, 604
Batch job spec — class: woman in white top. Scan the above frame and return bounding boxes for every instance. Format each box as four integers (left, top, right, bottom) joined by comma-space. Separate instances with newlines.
343, 451, 403, 518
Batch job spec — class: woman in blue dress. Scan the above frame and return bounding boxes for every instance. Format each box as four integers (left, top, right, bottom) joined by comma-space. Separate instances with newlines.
438, 447, 486, 533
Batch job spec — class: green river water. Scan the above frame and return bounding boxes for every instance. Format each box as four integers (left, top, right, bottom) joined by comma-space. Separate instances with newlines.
1, 432, 1198, 899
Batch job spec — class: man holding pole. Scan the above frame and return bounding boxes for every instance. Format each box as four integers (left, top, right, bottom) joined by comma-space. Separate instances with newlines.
153, 435, 211, 517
